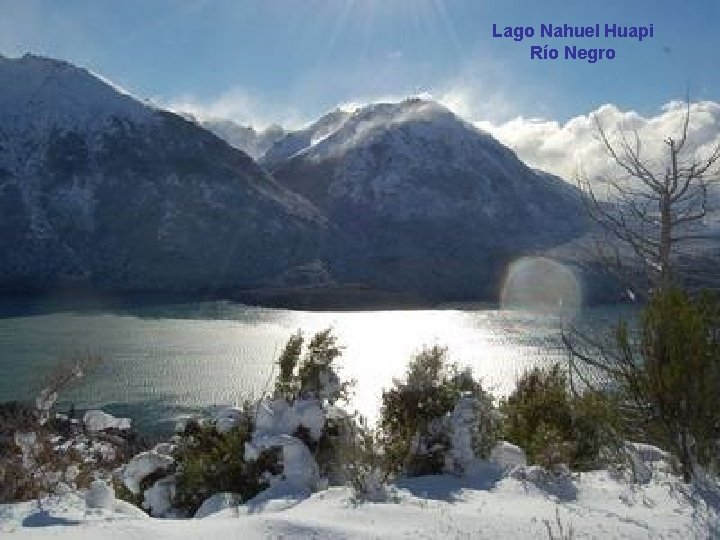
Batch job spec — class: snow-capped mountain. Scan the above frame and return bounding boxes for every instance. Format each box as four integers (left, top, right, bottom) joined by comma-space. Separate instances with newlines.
0, 54, 328, 293
200, 119, 285, 160
264, 99, 588, 300
0, 54, 592, 303
261, 108, 351, 167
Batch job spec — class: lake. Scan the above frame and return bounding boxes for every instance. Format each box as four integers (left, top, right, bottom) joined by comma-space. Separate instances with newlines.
0, 296, 636, 434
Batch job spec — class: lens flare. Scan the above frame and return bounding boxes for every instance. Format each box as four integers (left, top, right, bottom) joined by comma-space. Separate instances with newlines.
501, 257, 582, 317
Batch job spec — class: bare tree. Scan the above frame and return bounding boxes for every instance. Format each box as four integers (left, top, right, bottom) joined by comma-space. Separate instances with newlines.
564, 100, 720, 482
578, 99, 720, 293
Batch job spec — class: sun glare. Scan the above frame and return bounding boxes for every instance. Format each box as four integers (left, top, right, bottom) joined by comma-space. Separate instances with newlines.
501, 257, 582, 317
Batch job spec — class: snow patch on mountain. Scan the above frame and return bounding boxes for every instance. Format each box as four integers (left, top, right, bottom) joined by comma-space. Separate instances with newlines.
268, 98, 582, 223
262, 109, 351, 166
0, 54, 152, 134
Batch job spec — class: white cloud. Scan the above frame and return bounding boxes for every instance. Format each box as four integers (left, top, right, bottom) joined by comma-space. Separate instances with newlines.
160, 87, 308, 130
473, 101, 720, 192
160, 80, 720, 199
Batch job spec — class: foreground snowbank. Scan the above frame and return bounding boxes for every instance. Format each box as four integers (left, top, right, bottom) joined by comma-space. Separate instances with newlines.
2, 466, 717, 539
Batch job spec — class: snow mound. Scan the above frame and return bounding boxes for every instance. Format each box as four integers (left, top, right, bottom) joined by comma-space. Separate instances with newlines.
2, 467, 714, 538
85, 480, 115, 510
622, 441, 673, 484
142, 476, 176, 517
194, 492, 242, 519
509, 464, 578, 501
490, 441, 527, 472
83, 410, 131, 432
238, 480, 311, 515
255, 399, 325, 442
122, 450, 174, 494
245, 434, 319, 490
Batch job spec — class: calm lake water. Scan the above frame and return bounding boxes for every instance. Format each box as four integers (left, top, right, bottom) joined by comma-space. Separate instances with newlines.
0, 297, 637, 434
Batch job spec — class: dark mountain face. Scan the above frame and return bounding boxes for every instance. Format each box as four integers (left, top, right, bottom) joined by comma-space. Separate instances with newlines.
265, 99, 588, 300
0, 54, 328, 293
0, 55, 589, 304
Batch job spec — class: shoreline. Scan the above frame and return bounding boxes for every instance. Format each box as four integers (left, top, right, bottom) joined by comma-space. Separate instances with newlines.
0, 285, 633, 316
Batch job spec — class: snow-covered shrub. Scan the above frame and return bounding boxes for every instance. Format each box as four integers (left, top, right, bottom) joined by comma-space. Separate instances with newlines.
83, 410, 131, 432
379, 346, 499, 477
158, 329, 357, 516
273, 330, 304, 401
121, 449, 175, 495
340, 416, 394, 503
500, 364, 618, 471
268, 329, 357, 483
171, 412, 281, 516
35, 355, 101, 426
0, 425, 100, 502
607, 442, 673, 485
0, 356, 141, 503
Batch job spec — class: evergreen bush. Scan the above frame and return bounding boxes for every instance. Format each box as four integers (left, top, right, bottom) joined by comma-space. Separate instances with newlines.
379, 346, 499, 477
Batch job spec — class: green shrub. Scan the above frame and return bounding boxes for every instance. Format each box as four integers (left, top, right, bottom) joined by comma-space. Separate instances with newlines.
342, 416, 394, 503
501, 364, 618, 470
621, 288, 720, 480
379, 346, 498, 477
273, 328, 353, 405
172, 414, 281, 516
271, 328, 357, 483
274, 331, 303, 401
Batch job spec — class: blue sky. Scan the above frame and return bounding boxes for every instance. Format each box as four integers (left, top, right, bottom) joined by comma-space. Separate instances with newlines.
0, 0, 718, 127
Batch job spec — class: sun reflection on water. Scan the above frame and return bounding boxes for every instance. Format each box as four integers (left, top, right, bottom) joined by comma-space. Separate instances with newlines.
0, 302, 587, 432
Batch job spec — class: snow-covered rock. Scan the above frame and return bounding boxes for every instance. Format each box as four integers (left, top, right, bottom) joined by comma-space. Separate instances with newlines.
255, 399, 326, 441
85, 480, 115, 510
152, 442, 175, 456
245, 434, 319, 490
490, 441, 527, 472
213, 406, 246, 434
83, 410, 131, 432
447, 394, 482, 473
622, 442, 672, 484
142, 475, 176, 517
122, 451, 174, 494
194, 492, 242, 519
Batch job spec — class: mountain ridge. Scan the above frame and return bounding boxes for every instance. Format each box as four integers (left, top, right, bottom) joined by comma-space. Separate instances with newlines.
0, 53, 330, 294
0, 53, 594, 304
262, 98, 588, 301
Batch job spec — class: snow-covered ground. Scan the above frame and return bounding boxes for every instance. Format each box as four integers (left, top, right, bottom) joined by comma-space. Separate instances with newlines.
2, 464, 717, 539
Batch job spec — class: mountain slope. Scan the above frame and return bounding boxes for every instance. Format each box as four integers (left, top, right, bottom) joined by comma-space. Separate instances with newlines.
0, 54, 328, 293
261, 109, 351, 167
265, 99, 588, 300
